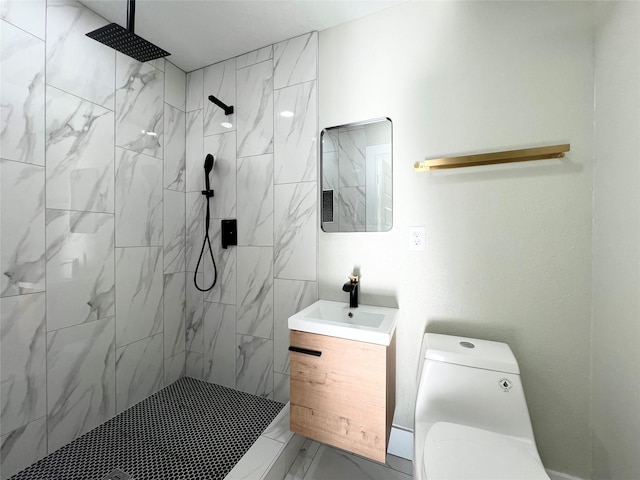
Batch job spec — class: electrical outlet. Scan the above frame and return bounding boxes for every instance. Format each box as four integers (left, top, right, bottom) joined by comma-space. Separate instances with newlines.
409, 226, 425, 251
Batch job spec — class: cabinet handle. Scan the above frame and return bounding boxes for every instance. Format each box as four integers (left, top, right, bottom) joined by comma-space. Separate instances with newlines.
288, 346, 322, 357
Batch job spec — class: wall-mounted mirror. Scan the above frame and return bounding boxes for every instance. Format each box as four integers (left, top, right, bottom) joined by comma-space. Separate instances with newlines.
321, 118, 392, 232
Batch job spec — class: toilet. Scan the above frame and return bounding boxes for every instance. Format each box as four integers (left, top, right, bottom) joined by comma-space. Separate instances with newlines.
414, 333, 550, 480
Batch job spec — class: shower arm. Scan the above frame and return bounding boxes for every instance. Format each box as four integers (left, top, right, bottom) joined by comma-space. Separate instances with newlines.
127, 0, 135, 32
208, 95, 234, 116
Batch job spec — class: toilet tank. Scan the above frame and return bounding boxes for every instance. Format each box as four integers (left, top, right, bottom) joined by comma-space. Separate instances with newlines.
414, 334, 536, 440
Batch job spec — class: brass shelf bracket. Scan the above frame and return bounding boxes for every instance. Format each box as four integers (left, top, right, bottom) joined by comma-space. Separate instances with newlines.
414, 144, 570, 171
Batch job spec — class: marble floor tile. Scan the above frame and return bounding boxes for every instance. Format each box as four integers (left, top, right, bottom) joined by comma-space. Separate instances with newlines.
0, 293, 46, 435
1, 159, 45, 297
0, 21, 45, 165
45, 210, 114, 331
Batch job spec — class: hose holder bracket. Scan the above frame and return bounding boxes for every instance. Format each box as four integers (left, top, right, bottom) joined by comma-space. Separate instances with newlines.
201, 189, 214, 198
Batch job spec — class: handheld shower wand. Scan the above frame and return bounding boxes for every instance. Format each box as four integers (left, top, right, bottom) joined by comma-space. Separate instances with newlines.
194, 154, 218, 291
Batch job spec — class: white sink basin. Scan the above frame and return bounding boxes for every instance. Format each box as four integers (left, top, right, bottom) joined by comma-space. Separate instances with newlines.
288, 300, 398, 345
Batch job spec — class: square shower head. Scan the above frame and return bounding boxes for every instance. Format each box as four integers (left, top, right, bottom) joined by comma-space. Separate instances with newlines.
86, 23, 170, 63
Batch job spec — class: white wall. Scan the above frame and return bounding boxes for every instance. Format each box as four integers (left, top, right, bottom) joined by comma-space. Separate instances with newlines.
592, 3, 640, 479
319, 2, 596, 476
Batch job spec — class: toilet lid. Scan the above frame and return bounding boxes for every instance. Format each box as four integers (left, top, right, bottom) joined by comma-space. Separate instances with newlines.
423, 422, 549, 480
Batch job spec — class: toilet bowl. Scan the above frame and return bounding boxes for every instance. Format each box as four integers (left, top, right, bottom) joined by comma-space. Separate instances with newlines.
413, 333, 549, 480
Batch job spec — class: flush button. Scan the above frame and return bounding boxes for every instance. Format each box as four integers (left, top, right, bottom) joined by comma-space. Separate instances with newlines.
499, 378, 513, 392
459, 341, 475, 349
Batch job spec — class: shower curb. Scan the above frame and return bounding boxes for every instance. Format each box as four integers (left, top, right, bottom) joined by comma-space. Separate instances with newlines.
226, 402, 305, 480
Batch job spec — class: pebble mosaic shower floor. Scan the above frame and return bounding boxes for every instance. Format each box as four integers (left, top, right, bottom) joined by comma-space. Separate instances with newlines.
10, 378, 285, 480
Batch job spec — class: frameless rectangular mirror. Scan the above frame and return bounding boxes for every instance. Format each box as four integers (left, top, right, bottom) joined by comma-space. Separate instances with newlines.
321, 118, 392, 232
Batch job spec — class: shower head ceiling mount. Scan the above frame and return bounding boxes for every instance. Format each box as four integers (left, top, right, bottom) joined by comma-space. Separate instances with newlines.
86, 0, 170, 63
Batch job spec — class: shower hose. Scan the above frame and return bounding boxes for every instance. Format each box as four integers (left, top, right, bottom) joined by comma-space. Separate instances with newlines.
194, 186, 218, 292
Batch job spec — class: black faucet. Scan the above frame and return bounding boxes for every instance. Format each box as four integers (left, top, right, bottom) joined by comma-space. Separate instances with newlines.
342, 275, 359, 308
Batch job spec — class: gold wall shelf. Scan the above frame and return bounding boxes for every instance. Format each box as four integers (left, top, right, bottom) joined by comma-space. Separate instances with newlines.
414, 144, 570, 171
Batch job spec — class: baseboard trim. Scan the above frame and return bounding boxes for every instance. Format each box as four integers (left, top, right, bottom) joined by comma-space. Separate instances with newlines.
387, 425, 413, 461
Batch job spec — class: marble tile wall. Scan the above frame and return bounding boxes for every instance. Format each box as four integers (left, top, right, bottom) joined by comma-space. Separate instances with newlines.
185, 32, 319, 402
0, 1, 187, 477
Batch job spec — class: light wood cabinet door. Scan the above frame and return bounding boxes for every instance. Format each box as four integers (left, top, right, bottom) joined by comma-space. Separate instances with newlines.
289, 330, 395, 463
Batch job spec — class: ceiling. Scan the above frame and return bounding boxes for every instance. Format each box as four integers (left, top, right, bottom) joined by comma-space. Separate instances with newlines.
79, 0, 404, 72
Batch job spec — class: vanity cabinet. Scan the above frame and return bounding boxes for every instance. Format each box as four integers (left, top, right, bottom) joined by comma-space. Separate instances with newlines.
289, 329, 396, 463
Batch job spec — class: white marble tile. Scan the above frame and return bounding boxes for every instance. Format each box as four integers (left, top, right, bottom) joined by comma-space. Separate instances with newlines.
203, 132, 237, 218
203, 58, 236, 136
165, 61, 186, 111
115, 53, 164, 158
185, 109, 204, 193
237, 154, 273, 246
237, 247, 273, 339
148, 58, 165, 72
186, 273, 204, 353
274, 182, 317, 281
285, 439, 321, 480
46, 210, 114, 331
0, 21, 45, 165
185, 350, 203, 379
0, 417, 47, 480
115, 148, 163, 247
185, 191, 204, 272
45, 86, 114, 213
46, 0, 115, 109
115, 332, 164, 413
46, 316, 116, 453
273, 373, 290, 405
236, 335, 273, 397
264, 450, 286, 480
203, 218, 237, 306
203, 302, 236, 388
115, 247, 163, 348
303, 445, 412, 480
237, 45, 273, 70
163, 189, 185, 274
226, 435, 283, 480
338, 186, 366, 232
284, 433, 306, 476
0, 293, 46, 435
164, 351, 185, 386
274, 81, 317, 184
322, 148, 339, 191
273, 279, 316, 375
0, 0, 46, 39
164, 104, 186, 192
186, 69, 203, 112
274, 32, 317, 89
338, 127, 366, 187
237, 60, 274, 157
262, 403, 293, 444
163, 272, 185, 359
0, 160, 45, 297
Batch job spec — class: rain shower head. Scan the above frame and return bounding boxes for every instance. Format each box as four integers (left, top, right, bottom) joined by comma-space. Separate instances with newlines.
86, 0, 170, 63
